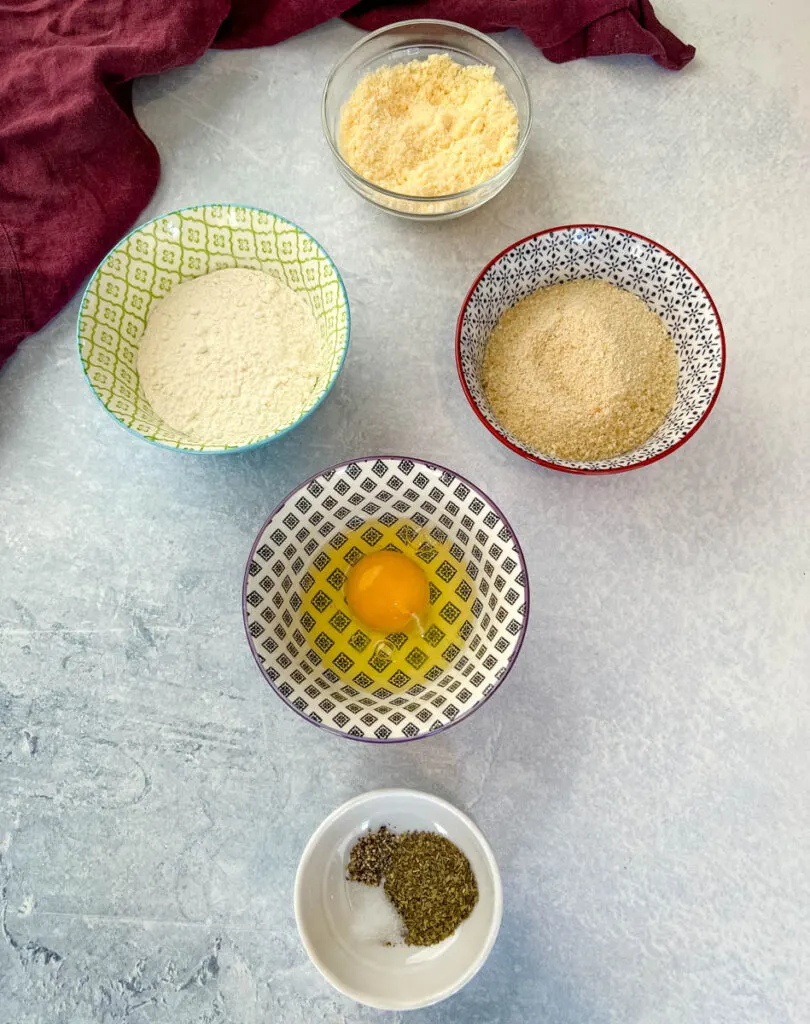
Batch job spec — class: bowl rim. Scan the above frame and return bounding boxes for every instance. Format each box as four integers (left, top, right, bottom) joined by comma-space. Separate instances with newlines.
321, 18, 533, 205
293, 787, 504, 1010
242, 454, 531, 743
455, 223, 727, 475
76, 202, 351, 455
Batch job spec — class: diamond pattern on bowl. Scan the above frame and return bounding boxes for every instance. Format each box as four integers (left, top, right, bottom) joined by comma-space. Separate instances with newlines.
243, 458, 529, 742
457, 225, 725, 473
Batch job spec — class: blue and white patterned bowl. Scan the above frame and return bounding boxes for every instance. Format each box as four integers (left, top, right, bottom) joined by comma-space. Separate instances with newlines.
242, 457, 529, 742
456, 225, 726, 474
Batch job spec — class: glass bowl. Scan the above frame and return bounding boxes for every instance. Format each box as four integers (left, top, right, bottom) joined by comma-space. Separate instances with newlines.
321, 20, 533, 220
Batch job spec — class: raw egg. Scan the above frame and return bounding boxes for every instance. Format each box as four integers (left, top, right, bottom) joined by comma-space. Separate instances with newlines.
345, 550, 430, 634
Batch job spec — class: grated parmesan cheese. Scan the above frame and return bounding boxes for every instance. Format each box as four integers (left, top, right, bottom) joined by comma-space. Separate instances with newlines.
338, 53, 519, 197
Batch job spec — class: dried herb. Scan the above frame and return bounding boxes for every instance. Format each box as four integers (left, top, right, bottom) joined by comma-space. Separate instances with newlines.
346, 826, 479, 947
346, 825, 400, 886
384, 831, 478, 946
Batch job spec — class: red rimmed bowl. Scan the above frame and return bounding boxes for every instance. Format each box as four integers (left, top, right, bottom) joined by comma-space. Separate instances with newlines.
456, 225, 725, 474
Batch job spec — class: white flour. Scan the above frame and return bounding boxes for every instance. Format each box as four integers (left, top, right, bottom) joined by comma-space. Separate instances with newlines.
137, 268, 326, 445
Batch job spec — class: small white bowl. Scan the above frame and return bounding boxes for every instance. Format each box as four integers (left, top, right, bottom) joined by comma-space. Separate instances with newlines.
294, 789, 503, 1010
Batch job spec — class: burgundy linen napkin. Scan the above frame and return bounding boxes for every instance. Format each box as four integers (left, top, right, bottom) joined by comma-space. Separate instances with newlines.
0, 0, 694, 370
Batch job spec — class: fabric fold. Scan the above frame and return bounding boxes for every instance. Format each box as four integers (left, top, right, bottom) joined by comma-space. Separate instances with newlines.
0, 0, 694, 370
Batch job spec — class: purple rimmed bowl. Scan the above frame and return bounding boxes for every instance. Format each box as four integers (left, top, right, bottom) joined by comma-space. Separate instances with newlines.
242, 456, 529, 742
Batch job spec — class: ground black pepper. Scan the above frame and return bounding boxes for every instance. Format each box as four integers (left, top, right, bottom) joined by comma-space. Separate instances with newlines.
346, 825, 400, 886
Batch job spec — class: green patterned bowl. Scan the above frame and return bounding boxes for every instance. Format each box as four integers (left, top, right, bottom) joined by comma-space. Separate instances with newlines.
77, 204, 350, 453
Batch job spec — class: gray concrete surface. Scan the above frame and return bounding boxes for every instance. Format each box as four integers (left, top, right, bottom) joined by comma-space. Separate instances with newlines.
2, 3, 809, 1021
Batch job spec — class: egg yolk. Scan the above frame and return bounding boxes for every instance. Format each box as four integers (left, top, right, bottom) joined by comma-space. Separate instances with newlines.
344, 551, 430, 634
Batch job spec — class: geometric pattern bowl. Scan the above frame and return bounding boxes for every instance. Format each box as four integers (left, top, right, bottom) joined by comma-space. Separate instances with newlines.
243, 457, 529, 742
76, 204, 350, 453
456, 224, 726, 474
